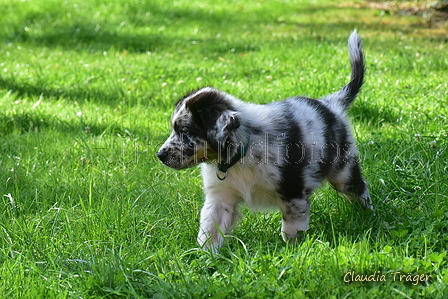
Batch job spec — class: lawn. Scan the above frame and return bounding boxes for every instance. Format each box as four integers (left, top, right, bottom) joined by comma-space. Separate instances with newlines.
0, 0, 447, 297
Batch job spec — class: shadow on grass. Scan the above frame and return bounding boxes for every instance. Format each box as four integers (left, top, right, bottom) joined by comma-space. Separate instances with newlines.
12, 22, 178, 53
3, 1, 445, 54
4, 1, 264, 53
350, 100, 399, 127
0, 76, 128, 106
1, 1, 443, 110
0, 109, 153, 139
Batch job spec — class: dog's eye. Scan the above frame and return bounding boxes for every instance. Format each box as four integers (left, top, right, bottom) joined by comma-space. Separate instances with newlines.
180, 126, 189, 134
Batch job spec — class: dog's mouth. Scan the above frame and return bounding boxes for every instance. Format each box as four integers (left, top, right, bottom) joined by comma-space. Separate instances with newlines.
156, 147, 203, 170
157, 151, 187, 170
157, 140, 217, 170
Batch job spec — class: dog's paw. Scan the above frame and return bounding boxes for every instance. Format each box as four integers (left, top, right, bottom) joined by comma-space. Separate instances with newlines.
197, 233, 222, 254
281, 231, 297, 244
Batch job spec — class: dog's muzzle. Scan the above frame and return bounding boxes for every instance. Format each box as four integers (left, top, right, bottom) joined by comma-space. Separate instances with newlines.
156, 148, 169, 163
156, 145, 189, 169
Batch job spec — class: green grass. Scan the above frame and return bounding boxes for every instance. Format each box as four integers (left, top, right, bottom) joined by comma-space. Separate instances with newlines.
0, 0, 447, 297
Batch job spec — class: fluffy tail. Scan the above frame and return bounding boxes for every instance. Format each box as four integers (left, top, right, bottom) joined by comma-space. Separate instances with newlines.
322, 30, 365, 113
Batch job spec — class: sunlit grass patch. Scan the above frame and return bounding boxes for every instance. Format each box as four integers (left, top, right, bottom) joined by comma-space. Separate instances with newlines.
0, 0, 447, 297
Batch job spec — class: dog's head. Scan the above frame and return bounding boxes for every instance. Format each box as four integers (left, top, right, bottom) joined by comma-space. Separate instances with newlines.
157, 87, 244, 170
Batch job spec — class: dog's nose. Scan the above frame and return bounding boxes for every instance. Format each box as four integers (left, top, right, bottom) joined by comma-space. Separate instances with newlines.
157, 149, 168, 162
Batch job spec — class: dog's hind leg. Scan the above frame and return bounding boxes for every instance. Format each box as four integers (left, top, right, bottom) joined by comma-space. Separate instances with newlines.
197, 194, 240, 252
280, 198, 311, 242
328, 161, 373, 211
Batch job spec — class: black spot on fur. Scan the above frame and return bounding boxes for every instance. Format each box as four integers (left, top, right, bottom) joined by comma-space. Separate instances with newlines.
303, 188, 313, 198
283, 199, 310, 218
185, 88, 234, 130
248, 125, 263, 135
346, 162, 367, 196
298, 97, 349, 176
182, 88, 242, 156
276, 101, 307, 200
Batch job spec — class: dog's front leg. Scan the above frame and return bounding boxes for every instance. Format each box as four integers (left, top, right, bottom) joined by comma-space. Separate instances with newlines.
280, 198, 310, 242
197, 194, 239, 253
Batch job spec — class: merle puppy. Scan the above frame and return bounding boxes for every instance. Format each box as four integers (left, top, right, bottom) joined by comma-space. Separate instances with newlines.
157, 31, 373, 252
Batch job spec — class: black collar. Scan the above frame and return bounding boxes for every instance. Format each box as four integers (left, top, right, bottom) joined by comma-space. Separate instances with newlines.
216, 136, 250, 181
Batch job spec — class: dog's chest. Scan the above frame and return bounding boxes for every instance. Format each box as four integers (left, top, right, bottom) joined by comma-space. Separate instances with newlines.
240, 181, 281, 211
201, 163, 282, 210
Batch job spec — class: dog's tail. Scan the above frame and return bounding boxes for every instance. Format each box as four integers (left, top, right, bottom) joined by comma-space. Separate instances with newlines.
322, 30, 365, 114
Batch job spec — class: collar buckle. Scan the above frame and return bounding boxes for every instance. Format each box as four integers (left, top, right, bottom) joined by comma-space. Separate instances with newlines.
216, 168, 228, 181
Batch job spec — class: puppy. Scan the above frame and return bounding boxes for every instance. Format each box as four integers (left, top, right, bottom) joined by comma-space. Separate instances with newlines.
157, 31, 373, 252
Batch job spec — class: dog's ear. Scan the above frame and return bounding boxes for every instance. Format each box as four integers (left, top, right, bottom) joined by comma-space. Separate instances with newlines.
208, 110, 240, 152
185, 88, 240, 152
186, 89, 231, 126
